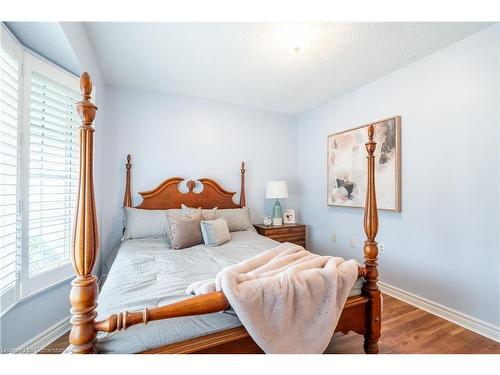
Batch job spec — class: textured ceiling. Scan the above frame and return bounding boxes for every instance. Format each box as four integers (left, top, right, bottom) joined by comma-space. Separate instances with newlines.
84, 22, 491, 115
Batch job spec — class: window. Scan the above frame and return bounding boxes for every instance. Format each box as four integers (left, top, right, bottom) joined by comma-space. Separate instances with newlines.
1, 26, 81, 313
28, 72, 79, 277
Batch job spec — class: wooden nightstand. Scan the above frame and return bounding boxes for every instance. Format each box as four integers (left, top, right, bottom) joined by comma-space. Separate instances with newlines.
253, 223, 306, 248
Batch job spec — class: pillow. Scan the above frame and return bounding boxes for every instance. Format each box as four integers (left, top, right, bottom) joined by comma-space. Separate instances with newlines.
215, 207, 254, 232
123, 207, 169, 241
201, 219, 231, 247
181, 204, 217, 220
166, 211, 203, 249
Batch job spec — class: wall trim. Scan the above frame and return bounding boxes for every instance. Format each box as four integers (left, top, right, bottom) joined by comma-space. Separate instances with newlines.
15, 315, 70, 354
379, 281, 500, 343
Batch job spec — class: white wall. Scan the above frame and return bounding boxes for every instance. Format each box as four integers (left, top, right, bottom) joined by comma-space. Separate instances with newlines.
297, 25, 500, 327
99, 87, 298, 264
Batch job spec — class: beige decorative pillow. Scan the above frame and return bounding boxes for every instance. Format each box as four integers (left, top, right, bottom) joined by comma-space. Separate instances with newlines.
166, 211, 203, 249
181, 204, 217, 220
201, 219, 231, 247
215, 207, 254, 232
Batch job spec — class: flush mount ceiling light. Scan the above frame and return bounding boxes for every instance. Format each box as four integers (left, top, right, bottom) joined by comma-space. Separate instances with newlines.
275, 23, 319, 54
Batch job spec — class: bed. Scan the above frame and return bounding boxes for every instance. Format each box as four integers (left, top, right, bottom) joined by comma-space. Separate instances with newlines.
68, 72, 382, 354
96, 231, 365, 353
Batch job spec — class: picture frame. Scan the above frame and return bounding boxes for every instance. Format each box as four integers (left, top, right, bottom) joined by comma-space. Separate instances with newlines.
283, 209, 296, 224
327, 116, 401, 211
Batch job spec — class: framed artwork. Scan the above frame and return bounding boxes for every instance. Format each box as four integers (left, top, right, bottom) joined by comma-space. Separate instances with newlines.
283, 209, 296, 224
327, 116, 401, 211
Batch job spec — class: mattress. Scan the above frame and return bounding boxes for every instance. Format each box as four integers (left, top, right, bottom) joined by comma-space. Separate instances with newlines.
95, 231, 364, 353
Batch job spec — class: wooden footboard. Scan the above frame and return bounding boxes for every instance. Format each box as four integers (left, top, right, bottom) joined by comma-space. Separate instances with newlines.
69, 72, 381, 354
93, 268, 367, 334
140, 295, 369, 354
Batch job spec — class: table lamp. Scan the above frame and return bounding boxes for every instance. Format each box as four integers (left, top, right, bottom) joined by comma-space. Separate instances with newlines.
265, 181, 288, 226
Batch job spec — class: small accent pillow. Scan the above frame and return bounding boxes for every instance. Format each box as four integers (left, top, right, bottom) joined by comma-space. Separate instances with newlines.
123, 207, 169, 241
201, 219, 231, 247
166, 211, 203, 249
215, 207, 254, 232
181, 204, 217, 220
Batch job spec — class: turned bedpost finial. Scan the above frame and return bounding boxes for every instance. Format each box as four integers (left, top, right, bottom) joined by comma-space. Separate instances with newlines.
76, 72, 97, 127
368, 123, 374, 140
70, 72, 99, 354
80, 71, 92, 98
239, 161, 246, 207
362, 123, 381, 354
123, 154, 133, 207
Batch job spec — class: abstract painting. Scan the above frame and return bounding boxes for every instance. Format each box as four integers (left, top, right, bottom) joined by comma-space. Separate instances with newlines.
327, 116, 401, 211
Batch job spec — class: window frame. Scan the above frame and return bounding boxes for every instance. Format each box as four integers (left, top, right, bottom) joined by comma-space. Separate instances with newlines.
1, 27, 23, 313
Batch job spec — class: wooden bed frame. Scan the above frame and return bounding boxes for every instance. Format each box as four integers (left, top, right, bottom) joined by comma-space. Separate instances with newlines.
69, 72, 381, 354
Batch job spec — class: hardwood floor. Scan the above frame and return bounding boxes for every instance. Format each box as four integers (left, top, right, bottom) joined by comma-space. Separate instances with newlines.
326, 294, 500, 354
40, 294, 500, 354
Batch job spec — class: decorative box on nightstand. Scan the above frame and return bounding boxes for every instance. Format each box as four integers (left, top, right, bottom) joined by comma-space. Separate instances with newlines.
253, 223, 306, 248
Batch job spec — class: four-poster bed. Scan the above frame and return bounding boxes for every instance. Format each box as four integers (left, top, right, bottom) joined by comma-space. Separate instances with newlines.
69, 72, 381, 354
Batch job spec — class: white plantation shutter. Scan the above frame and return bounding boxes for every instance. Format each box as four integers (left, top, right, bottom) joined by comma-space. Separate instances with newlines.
21, 54, 80, 296
0, 46, 20, 299
1, 26, 82, 311
27, 72, 80, 277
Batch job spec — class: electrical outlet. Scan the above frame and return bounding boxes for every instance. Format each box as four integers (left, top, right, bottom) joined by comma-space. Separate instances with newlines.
331, 233, 337, 243
349, 238, 357, 248
379, 244, 385, 254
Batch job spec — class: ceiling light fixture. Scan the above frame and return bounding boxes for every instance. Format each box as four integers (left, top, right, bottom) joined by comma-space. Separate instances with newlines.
276, 23, 318, 54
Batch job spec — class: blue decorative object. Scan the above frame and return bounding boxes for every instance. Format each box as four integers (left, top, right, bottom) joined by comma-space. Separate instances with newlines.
273, 199, 283, 223
265, 181, 288, 226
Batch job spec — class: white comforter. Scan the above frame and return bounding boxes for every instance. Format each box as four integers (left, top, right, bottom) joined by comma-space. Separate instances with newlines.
95, 231, 363, 353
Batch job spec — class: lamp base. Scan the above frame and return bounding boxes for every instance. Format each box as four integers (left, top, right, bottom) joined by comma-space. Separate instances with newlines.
272, 199, 283, 226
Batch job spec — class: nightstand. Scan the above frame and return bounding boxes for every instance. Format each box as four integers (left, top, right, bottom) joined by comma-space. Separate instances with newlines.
253, 223, 306, 248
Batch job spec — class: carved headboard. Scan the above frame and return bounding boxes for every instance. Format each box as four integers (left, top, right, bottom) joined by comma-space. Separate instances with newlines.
123, 155, 246, 209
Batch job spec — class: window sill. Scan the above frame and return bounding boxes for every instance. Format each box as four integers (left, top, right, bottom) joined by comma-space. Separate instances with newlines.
0, 274, 75, 318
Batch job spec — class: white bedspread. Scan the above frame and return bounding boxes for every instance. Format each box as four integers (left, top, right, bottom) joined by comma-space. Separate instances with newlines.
95, 231, 364, 353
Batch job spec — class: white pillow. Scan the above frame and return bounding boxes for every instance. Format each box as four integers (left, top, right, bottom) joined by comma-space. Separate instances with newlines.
123, 207, 169, 242
215, 207, 255, 232
201, 219, 231, 247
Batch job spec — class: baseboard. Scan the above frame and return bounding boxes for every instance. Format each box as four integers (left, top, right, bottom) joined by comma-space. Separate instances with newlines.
15, 315, 71, 354
379, 281, 500, 343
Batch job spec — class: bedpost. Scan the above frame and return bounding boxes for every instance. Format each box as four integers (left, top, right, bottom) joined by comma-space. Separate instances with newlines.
69, 72, 99, 354
239, 161, 246, 207
123, 154, 132, 207
362, 124, 382, 354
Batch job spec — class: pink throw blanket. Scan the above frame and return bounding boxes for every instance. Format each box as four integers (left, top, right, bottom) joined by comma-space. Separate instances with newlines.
187, 242, 359, 353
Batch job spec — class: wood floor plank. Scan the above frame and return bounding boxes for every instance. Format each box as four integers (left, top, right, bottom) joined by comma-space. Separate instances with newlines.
40, 293, 500, 354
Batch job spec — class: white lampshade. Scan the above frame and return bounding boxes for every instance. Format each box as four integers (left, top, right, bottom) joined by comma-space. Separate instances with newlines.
265, 181, 288, 199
